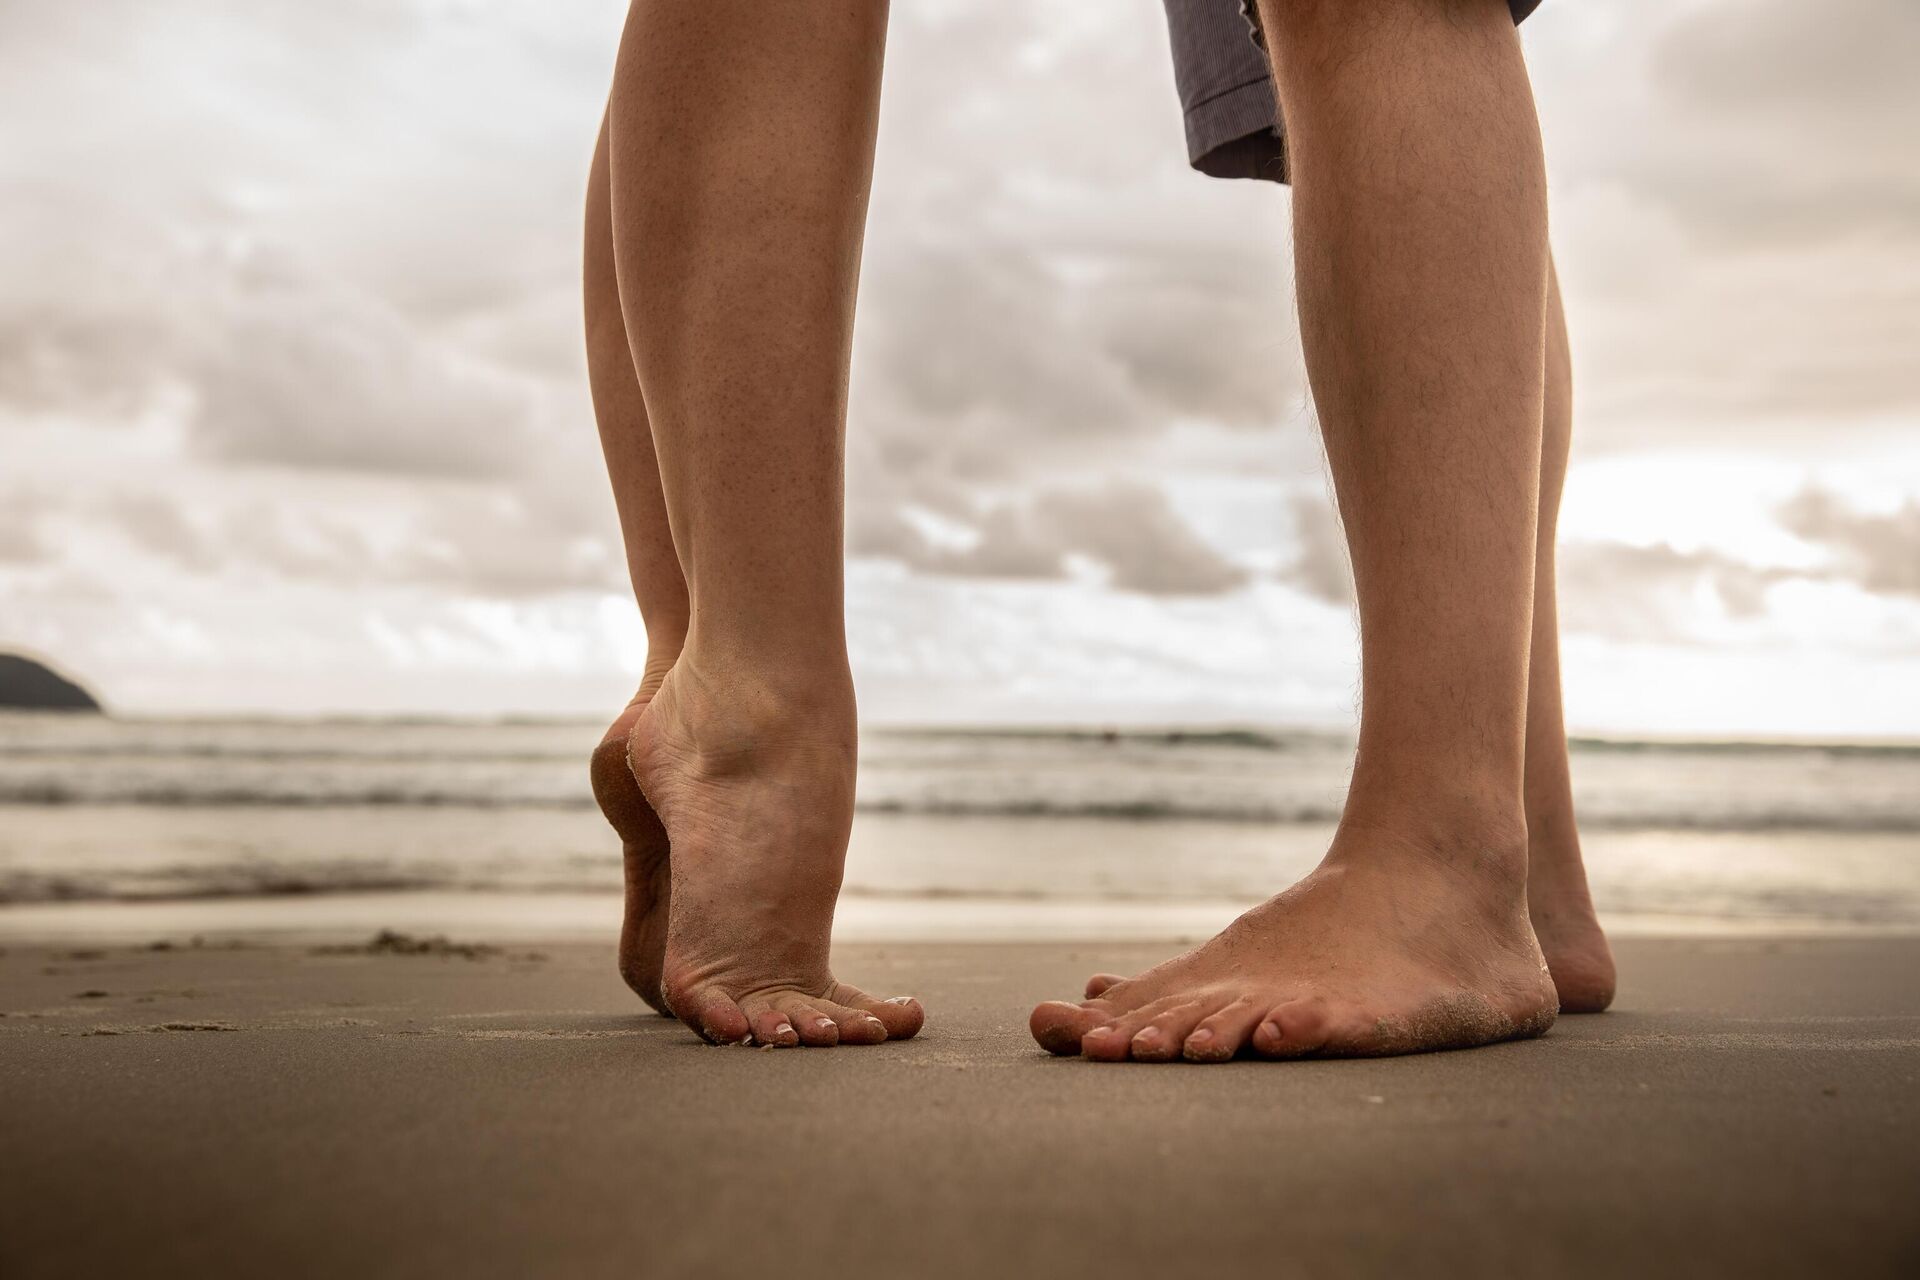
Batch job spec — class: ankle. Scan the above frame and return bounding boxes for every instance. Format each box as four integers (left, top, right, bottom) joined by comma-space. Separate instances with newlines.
1332, 792, 1531, 888
682, 619, 850, 684
1524, 796, 1582, 858
648, 650, 856, 760
634, 656, 679, 708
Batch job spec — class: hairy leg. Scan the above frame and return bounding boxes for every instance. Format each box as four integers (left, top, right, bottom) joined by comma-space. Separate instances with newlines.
583, 113, 687, 1016
1085, 260, 1614, 1017
604, 0, 920, 1047
1523, 257, 1616, 1011
1033, 0, 1557, 1061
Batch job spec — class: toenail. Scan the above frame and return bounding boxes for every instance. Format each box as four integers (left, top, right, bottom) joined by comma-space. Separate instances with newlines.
1133, 1029, 1159, 1045
884, 997, 914, 1006
1189, 1030, 1212, 1045
775, 1022, 792, 1036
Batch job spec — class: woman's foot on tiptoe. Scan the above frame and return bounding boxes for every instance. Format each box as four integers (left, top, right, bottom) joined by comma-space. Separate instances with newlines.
623, 657, 923, 1047
590, 672, 676, 1017
1032, 816, 1558, 1062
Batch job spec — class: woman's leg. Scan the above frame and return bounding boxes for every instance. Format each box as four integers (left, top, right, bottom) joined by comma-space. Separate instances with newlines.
584, 112, 687, 1017
603, 1, 920, 1047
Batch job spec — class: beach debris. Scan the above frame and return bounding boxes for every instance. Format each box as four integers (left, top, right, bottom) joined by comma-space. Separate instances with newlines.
74, 990, 110, 999
140, 937, 249, 952
312, 930, 501, 960
76, 1020, 236, 1036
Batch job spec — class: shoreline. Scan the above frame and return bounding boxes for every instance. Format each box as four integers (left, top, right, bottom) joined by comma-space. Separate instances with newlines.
7, 888, 1920, 946
4, 934, 1918, 1277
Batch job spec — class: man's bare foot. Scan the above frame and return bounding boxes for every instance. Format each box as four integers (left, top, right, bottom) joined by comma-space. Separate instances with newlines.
1526, 832, 1616, 1013
1083, 827, 1618, 1018
625, 660, 924, 1047
1032, 820, 1557, 1062
590, 680, 674, 1016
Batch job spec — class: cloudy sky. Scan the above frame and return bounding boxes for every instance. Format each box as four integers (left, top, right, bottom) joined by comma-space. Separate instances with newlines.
3, 0, 1916, 736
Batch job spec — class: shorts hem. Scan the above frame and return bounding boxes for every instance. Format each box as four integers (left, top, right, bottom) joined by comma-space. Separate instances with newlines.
1184, 75, 1286, 183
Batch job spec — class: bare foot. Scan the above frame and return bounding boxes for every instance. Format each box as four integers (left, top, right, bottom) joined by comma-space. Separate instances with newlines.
1527, 832, 1616, 1013
625, 660, 924, 1047
1082, 839, 1619, 1019
590, 685, 673, 1016
1031, 822, 1557, 1062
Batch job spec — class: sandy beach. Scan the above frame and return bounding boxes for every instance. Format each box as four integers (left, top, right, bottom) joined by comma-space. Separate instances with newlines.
3, 933, 1916, 1278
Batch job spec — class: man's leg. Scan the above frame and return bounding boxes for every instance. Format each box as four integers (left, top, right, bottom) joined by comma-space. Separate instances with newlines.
1079, 258, 1618, 1017
1524, 258, 1616, 1012
1031, 0, 1558, 1061
583, 113, 686, 1017
601, 1, 921, 1047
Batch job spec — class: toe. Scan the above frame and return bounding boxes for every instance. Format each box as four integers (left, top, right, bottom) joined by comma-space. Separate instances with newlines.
830, 983, 925, 1041
672, 985, 751, 1045
1082, 998, 1183, 1062
1083, 973, 1127, 1000
1316, 1007, 1394, 1057
1029, 1000, 1108, 1056
770, 993, 839, 1046
1183, 997, 1264, 1063
1079, 1020, 1132, 1062
740, 1001, 799, 1048
1251, 999, 1330, 1059
1130, 1000, 1217, 1063
814, 997, 889, 1046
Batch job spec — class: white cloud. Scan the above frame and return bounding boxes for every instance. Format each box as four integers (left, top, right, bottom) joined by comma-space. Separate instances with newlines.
862, 481, 1250, 596
1780, 488, 1920, 598
1536, 0, 1920, 442
0, 0, 1914, 732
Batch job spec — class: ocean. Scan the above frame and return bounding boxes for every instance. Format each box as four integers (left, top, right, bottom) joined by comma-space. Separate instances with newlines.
3, 713, 1918, 941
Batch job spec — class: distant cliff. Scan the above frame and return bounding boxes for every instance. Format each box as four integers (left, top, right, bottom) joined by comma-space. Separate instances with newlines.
0, 654, 104, 712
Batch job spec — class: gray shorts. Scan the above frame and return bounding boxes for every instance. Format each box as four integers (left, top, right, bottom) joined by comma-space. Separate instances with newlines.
1163, 0, 1545, 183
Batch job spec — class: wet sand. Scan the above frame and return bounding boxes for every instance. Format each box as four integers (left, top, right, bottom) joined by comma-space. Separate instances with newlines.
3, 935, 1917, 1278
